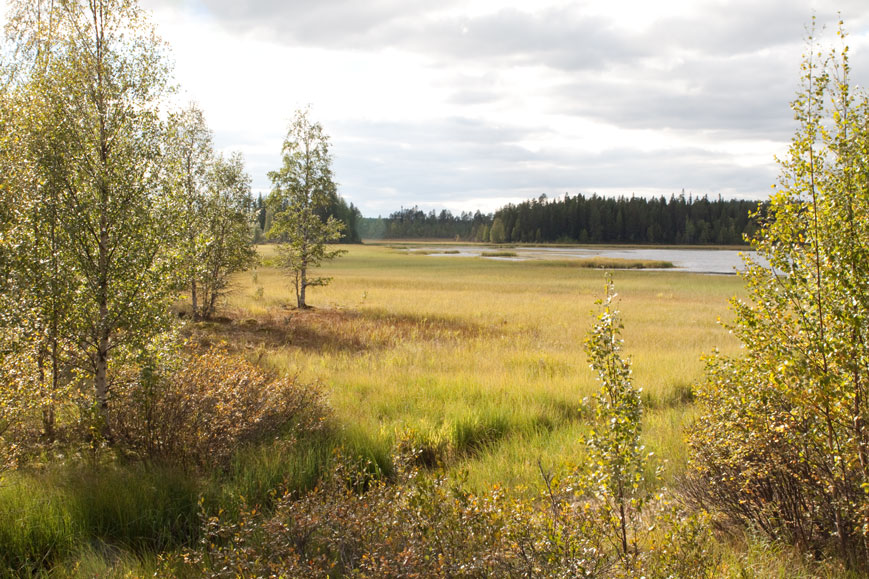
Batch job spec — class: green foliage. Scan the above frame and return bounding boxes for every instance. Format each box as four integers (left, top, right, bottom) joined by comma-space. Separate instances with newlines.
1, 3, 258, 449
583, 276, 655, 564
268, 109, 345, 308
1, 0, 177, 428
194, 152, 258, 317
489, 216, 507, 243
322, 194, 363, 244
688, 24, 869, 571
166, 104, 257, 320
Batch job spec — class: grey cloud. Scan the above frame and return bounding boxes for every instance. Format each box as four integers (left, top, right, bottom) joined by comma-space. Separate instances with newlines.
635, 0, 869, 60
559, 50, 799, 137
328, 118, 776, 215
154, 0, 869, 70
648, 2, 812, 57
142, 0, 869, 214
154, 0, 638, 71
398, 8, 639, 72
446, 88, 501, 106
181, 0, 444, 47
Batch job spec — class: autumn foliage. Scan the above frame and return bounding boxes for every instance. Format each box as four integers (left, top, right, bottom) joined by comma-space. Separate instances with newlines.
109, 347, 326, 469
688, 28, 869, 571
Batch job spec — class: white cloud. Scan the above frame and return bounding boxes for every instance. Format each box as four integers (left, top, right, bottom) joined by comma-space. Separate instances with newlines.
6, 0, 868, 215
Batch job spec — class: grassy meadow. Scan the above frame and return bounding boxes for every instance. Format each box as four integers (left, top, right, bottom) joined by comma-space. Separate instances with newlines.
7, 241, 854, 577
210, 242, 744, 492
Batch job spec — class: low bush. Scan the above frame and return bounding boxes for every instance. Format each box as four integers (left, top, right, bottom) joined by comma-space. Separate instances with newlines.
173, 454, 719, 578
108, 346, 327, 469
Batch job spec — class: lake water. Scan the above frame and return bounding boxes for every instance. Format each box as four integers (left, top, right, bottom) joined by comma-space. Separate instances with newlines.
413, 246, 757, 275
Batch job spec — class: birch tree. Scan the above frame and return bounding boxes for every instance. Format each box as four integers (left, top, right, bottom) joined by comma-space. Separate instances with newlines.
167, 106, 256, 320
689, 26, 869, 571
3, 0, 176, 431
195, 152, 257, 319
167, 103, 213, 320
268, 109, 344, 309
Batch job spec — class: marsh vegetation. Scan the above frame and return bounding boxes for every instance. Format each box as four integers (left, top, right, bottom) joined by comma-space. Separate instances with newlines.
2, 1, 868, 575
0, 244, 741, 575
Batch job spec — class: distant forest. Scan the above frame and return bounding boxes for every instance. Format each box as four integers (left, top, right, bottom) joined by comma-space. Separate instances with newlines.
254, 193, 364, 244
359, 193, 764, 245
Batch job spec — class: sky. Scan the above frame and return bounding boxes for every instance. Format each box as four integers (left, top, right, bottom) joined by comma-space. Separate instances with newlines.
7, 1, 869, 216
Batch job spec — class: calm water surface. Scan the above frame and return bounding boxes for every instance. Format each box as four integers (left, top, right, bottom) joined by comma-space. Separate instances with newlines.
414, 246, 757, 275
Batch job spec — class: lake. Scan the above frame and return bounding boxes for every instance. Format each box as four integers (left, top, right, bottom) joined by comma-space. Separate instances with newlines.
412, 245, 757, 275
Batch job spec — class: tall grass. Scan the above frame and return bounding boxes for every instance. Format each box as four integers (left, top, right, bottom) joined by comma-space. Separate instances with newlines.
0, 463, 199, 576
0, 432, 384, 576
221, 244, 743, 491
2, 243, 747, 574
0, 475, 75, 575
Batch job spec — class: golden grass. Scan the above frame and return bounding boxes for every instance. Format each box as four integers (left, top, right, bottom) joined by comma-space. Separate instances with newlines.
210, 243, 743, 492
480, 251, 519, 257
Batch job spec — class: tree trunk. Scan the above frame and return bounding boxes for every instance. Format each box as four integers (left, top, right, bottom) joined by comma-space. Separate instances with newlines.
208, 281, 219, 319
38, 346, 55, 440
94, 325, 110, 436
191, 276, 199, 320
298, 265, 307, 308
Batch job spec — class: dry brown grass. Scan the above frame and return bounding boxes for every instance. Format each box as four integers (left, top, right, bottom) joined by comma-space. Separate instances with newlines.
185, 307, 492, 355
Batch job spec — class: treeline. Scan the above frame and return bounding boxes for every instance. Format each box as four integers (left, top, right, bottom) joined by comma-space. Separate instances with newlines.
253, 193, 363, 244
359, 207, 492, 240
493, 193, 761, 244
361, 194, 763, 245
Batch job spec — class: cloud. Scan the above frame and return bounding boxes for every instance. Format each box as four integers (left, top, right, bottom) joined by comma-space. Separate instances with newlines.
173, 0, 444, 48
136, 0, 869, 215
327, 117, 777, 215
559, 49, 799, 137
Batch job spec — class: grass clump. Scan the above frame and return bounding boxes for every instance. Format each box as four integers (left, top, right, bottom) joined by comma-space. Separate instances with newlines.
0, 477, 75, 575
451, 411, 510, 456
0, 463, 200, 575
63, 464, 201, 553
543, 257, 674, 269
481, 250, 518, 257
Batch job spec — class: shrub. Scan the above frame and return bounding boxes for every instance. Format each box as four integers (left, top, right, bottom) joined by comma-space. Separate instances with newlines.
109, 346, 327, 469
687, 28, 869, 571
173, 453, 719, 578
583, 276, 650, 564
